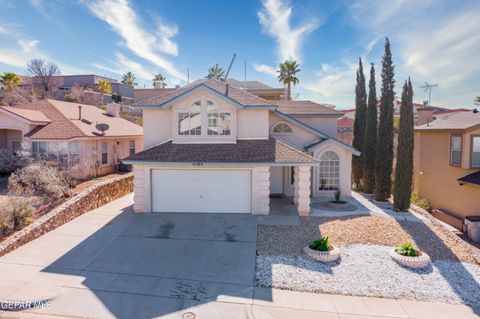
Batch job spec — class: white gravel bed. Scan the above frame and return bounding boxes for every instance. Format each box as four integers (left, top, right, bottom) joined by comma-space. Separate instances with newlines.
255, 244, 480, 307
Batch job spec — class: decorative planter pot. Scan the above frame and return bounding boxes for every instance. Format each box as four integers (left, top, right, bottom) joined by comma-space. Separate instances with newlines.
304, 245, 340, 262
325, 201, 351, 209
389, 248, 431, 269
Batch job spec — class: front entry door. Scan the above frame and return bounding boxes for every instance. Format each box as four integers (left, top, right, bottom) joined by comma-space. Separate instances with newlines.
270, 166, 284, 195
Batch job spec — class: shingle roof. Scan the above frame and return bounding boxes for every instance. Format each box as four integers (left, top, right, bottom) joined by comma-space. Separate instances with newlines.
0, 106, 51, 123
458, 171, 480, 186
123, 138, 318, 165
135, 79, 275, 108
275, 100, 343, 116
416, 110, 479, 131
12, 100, 142, 139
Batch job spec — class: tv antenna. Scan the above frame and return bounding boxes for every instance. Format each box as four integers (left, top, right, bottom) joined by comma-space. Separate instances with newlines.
224, 53, 237, 81
419, 81, 439, 106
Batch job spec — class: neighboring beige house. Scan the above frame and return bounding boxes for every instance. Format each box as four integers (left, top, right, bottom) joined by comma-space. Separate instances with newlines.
414, 109, 480, 229
124, 79, 358, 215
0, 99, 143, 179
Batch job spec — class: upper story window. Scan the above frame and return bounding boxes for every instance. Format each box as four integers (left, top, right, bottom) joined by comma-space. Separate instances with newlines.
450, 135, 462, 166
129, 140, 136, 156
472, 135, 480, 167
177, 98, 232, 137
207, 104, 231, 136
178, 101, 202, 136
272, 122, 293, 134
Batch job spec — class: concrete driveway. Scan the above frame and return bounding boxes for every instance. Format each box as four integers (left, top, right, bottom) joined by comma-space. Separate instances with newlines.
0, 194, 263, 319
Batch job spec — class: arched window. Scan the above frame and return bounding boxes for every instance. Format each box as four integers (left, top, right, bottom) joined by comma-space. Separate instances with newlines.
207, 102, 231, 136
318, 151, 340, 191
178, 100, 202, 135
272, 122, 293, 133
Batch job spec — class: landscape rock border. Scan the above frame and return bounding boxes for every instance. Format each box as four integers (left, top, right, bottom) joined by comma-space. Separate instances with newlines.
303, 245, 340, 262
389, 248, 431, 269
410, 204, 480, 265
0, 173, 133, 257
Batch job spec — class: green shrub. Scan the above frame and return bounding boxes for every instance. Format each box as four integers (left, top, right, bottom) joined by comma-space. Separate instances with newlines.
395, 243, 420, 256
309, 236, 332, 251
334, 190, 341, 203
411, 193, 431, 211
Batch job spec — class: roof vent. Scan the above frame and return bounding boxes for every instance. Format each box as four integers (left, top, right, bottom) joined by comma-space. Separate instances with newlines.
225, 83, 229, 96
474, 109, 479, 114
423, 100, 428, 107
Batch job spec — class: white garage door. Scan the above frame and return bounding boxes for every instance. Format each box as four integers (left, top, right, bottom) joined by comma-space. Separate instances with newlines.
151, 169, 252, 213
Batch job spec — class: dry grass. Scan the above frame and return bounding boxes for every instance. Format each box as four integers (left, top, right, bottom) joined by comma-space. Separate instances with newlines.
257, 215, 480, 264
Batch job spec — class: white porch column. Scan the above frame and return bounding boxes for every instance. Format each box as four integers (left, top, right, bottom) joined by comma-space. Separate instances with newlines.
252, 166, 270, 215
294, 166, 311, 216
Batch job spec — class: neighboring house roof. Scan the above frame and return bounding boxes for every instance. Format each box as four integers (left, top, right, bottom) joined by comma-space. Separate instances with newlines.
135, 79, 275, 109
415, 110, 480, 131
275, 100, 342, 116
123, 138, 318, 166
337, 116, 354, 127
457, 171, 480, 186
0, 106, 51, 123
226, 79, 277, 90
12, 99, 142, 139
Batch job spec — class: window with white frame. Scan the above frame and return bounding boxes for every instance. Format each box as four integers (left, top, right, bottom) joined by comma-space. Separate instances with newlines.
129, 140, 136, 156
178, 100, 202, 135
450, 135, 462, 166
101, 142, 108, 164
272, 122, 293, 134
318, 151, 340, 191
472, 136, 480, 167
207, 103, 231, 136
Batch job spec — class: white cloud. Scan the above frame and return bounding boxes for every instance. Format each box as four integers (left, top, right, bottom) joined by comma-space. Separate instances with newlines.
0, 37, 86, 74
86, 0, 186, 81
346, 0, 480, 107
305, 61, 357, 98
258, 0, 320, 62
253, 63, 277, 77
0, 26, 8, 34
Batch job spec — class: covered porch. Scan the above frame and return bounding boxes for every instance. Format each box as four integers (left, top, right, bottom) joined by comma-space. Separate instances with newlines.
0, 128, 24, 154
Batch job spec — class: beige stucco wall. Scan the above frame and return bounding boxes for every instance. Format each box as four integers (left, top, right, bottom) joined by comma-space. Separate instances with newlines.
269, 112, 318, 146
292, 116, 338, 138
142, 89, 270, 149
414, 130, 480, 220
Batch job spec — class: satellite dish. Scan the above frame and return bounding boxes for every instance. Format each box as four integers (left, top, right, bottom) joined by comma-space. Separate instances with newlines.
95, 123, 110, 135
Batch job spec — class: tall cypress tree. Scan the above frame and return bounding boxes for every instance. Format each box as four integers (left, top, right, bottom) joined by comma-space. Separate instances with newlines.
393, 79, 414, 211
363, 63, 377, 194
374, 38, 395, 201
352, 57, 367, 188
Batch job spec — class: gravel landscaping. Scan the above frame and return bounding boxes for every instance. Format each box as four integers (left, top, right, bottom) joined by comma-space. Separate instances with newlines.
256, 209, 480, 306
256, 244, 480, 306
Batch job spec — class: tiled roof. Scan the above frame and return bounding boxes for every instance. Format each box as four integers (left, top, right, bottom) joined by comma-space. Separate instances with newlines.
416, 110, 479, 131
0, 106, 51, 123
135, 79, 275, 107
275, 100, 343, 116
458, 171, 480, 186
124, 138, 318, 164
13, 100, 142, 139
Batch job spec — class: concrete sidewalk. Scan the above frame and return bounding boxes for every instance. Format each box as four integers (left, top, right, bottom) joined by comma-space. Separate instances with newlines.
0, 194, 478, 319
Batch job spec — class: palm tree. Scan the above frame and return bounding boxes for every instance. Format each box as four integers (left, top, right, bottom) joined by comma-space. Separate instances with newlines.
122, 72, 137, 87
277, 60, 300, 100
153, 73, 166, 88
0, 72, 20, 91
475, 96, 480, 106
96, 80, 111, 105
206, 64, 226, 80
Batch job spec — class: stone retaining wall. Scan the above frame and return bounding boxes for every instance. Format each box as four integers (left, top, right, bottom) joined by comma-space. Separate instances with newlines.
0, 173, 133, 257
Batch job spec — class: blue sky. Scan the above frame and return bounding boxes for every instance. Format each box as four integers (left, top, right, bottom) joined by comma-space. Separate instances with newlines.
0, 0, 479, 109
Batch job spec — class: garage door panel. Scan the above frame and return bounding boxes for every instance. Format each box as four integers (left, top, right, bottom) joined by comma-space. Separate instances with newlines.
151, 169, 251, 213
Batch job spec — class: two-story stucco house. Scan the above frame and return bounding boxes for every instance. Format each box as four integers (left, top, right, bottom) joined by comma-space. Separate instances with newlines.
124, 79, 358, 215
414, 109, 480, 229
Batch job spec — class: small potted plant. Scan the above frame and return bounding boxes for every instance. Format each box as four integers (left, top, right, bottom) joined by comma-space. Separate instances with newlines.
325, 190, 351, 209
303, 236, 340, 262
390, 243, 430, 269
